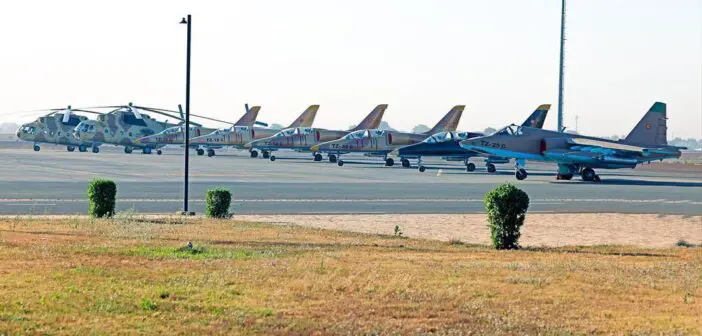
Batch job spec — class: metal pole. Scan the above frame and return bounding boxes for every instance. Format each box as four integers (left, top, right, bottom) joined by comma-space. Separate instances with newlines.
557, 0, 566, 132
183, 14, 192, 213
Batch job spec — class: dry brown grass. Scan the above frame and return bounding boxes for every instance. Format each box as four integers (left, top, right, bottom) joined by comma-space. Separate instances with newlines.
0, 216, 700, 335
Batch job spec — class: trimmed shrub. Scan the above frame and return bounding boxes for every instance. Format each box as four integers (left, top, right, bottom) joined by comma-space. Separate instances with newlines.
484, 183, 529, 250
87, 178, 117, 218
205, 188, 232, 218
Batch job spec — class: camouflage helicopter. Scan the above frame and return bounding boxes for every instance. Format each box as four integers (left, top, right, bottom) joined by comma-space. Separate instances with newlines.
190, 104, 319, 158
73, 103, 196, 154
16, 106, 102, 152
136, 104, 263, 157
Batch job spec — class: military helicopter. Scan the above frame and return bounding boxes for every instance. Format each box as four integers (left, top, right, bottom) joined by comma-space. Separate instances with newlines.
16, 105, 102, 152
73, 103, 194, 154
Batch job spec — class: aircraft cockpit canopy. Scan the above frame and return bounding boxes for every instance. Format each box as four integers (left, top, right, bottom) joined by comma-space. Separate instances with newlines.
230, 126, 251, 134
494, 124, 523, 136
273, 128, 297, 137
423, 131, 455, 144
341, 130, 367, 140
20, 125, 37, 134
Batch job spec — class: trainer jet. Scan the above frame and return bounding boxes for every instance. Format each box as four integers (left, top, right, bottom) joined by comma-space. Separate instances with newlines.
397, 104, 550, 172
190, 104, 320, 158
72, 103, 193, 154
244, 104, 387, 162
135, 105, 262, 157
310, 105, 464, 167
16, 106, 102, 152
460, 102, 685, 181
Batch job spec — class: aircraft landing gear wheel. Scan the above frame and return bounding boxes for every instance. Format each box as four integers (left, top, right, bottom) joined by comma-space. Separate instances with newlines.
385, 158, 395, 167
33, 145, 40, 152
207, 149, 215, 157
581, 168, 596, 182
262, 151, 270, 159
270, 155, 276, 162
401, 158, 410, 168
197, 148, 204, 156
486, 163, 496, 173
143, 147, 152, 155
418, 165, 426, 173
124, 147, 133, 154
556, 173, 573, 180
337, 160, 344, 167
67, 146, 75, 152
79, 145, 87, 152
156, 149, 162, 155
329, 154, 337, 163
314, 153, 323, 161
465, 162, 476, 172
92, 146, 100, 154
250, 150, 258, 158
515, 168, 528, 180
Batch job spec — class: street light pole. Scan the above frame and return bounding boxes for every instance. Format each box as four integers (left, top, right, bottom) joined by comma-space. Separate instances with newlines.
180, 14, 192, 214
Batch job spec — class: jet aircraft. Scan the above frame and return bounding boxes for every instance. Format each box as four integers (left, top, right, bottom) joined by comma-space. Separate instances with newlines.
243, 104, 387, 162
136, 105, 261, 157
190, 104, 320, 158
460, 102, 685, 181
310, 105, 464, 166
16, 106, 101, 152
397, 104, 550, 172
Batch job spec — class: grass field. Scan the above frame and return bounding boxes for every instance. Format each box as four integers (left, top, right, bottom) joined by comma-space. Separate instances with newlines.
0, 215, 700, 335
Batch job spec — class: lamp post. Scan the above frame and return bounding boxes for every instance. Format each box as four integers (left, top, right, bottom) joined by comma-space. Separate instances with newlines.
180, 14, 193, 215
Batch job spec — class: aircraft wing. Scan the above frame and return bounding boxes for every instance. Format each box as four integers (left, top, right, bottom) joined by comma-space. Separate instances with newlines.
567, 137, 685, 157
567, 138, 645, 153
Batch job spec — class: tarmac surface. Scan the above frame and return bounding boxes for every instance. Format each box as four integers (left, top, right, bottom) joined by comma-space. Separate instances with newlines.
0, 144, 700, 215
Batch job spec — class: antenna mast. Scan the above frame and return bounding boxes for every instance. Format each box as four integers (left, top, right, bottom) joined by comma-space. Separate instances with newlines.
557, 0, 566, 132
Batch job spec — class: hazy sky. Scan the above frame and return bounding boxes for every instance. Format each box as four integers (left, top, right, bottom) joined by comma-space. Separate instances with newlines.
1, 0, 700, 138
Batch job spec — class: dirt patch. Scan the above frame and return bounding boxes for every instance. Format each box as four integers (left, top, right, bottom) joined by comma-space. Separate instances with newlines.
238, 213, 702, 248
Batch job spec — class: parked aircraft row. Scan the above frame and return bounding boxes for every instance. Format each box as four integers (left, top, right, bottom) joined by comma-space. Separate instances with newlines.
16, 102, 685, 182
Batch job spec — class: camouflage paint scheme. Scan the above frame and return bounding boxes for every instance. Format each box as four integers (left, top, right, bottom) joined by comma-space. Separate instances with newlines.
136, 106, 263, 147
311, 105, 464, 157
73, 108, 180, 151
16, 114, 93, 150
243, 104, 387, 155
190, 105, 319, 150
460, 102, 685, 181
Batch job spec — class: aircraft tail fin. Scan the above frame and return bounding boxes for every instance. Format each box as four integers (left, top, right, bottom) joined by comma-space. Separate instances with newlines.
286, 105, 319, 128
350, 104, 387, 131
234, 105, 261, 126
425, 105, 465, 134
624, 102, 668, 146
521, 104, 550, 128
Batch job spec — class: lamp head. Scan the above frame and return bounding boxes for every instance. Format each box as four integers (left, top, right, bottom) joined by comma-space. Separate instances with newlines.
179, 17, 188, 24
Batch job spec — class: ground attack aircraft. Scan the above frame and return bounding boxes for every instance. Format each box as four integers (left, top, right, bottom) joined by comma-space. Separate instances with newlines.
397, 104, 550, 172
460, 102, 685, 181
189, 104, 320, 158
310, 105, 464, 166
73, 103, 192, 154
16, 106, 101, 152
243, 104, 387, 162
135, 105, 262, 157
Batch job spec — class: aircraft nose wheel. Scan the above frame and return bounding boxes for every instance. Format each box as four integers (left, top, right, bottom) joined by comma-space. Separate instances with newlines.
79, 145, 87, 152
196, 148, 205, 156
418, 166, 426, 172
67, 146, 75, 152
33, 145, 40, 152
486, 163, 497, 173
270, 155, 276, 162
581, 168, 600, 182
337, 160, 344, 167
156, 149, 162, 155
314, 153, 323, 161
329, 154, 337, 163
92, 146, 100, 154
401, 159, 410, 168
385, 158, 395, 167
465, 162, 476, 172
515, 168, 528, 180
207, 149, 215, 157
250, 150, 258, 158
124, 147, 133, 154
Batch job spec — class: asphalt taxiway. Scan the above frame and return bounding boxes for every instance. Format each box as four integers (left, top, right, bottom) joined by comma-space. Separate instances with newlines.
0, 146, 700, 215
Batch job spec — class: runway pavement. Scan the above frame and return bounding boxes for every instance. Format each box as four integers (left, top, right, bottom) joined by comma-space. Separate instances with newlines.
0, 146, 700, 215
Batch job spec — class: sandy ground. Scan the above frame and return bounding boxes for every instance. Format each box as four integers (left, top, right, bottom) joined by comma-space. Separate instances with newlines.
238, 213, 702, 248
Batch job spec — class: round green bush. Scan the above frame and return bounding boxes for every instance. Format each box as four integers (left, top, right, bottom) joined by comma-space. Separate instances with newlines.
484, 183, 529, 249
205, 188, 232, 218
87, 178, 117, 218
